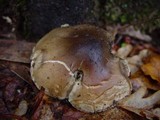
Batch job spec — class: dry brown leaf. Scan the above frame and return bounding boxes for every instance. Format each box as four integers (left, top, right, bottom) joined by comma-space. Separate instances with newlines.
131, 77, 160, 91
119, 87, 160, 119
0, 40, 35, 63
130, 69, 160, 91
130, 70, 160, 91
141, 54, 160, 82
0, 61, 38, 92
138, 76, 160, 90
118, 26, 152, 42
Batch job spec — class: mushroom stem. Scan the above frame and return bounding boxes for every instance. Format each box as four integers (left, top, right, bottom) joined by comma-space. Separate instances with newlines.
43, 60, 74, 76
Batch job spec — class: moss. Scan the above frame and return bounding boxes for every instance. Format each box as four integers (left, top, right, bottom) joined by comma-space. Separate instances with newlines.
101, 0, 160, 31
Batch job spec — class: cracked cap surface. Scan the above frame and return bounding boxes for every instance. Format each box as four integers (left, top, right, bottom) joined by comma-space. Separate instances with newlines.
30, 24, 131, 113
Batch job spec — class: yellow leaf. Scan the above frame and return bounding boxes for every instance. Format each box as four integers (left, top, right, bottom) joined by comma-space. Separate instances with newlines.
141, 54, 160, 83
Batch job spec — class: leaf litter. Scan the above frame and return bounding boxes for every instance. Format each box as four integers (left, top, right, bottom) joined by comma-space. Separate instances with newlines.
0, 27, 160, 119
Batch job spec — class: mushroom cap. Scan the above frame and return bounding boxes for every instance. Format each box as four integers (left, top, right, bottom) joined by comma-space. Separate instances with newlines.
30, 24, 131, 113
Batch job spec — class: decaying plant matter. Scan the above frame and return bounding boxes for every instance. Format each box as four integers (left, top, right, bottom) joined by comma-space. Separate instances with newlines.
113, 36, 160, 119
0, 24, 160, 119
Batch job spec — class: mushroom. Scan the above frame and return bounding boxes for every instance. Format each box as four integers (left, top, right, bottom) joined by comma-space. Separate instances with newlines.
30, 24, 131, 113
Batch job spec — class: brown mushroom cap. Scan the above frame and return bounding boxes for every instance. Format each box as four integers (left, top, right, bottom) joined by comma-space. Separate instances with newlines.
30, 24, 131, 113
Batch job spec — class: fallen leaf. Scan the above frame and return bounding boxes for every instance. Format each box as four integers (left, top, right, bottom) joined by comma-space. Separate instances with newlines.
141, 54, 160, 82
152, 108, 160, 118
0, 61, 36, 119
0, 61, 38, 92
0, 99, 8, 114
4, 79, 21, 102
131, 76, 160, 91
0, 40, 35, 63
121, 87, 160, 109
118, 26, 152, 42
119, 87, 160, 119
130, 69, 160, 91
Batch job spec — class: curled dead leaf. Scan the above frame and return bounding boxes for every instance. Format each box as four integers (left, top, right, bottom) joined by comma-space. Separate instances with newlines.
118, 26, 152, 42
127, 49, 149, 75
119, 87, 160, 119
134, 76, 160, 91
131, 70, 160, 91
141, 54, 160, 83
